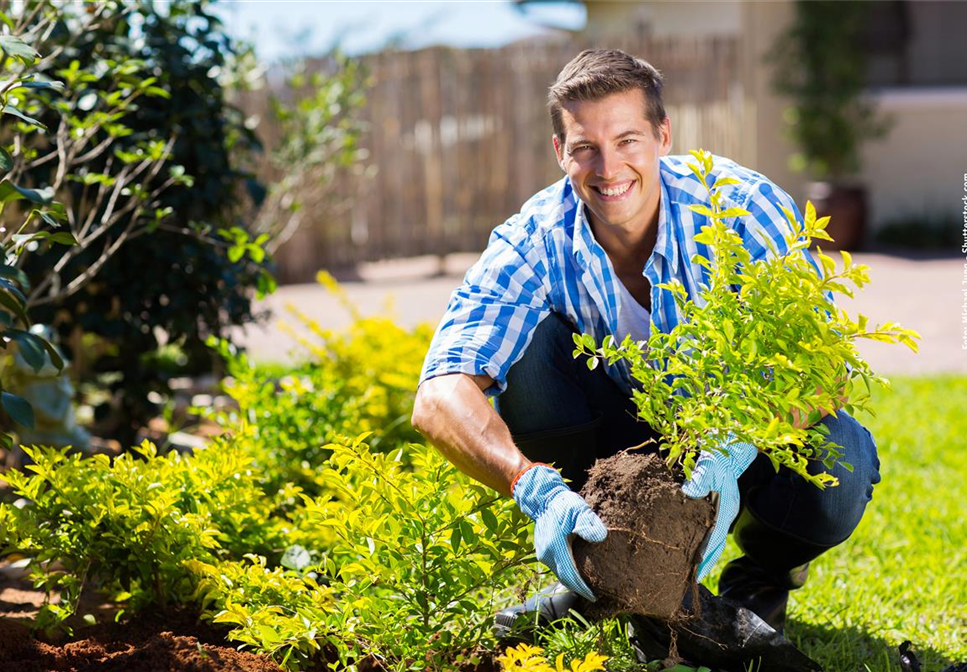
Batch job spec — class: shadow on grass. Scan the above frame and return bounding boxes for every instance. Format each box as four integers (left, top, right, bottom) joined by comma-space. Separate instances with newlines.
788, 618, 959, 672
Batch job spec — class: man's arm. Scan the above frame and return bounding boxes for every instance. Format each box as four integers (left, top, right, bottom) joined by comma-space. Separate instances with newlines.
411, 372, 531, 497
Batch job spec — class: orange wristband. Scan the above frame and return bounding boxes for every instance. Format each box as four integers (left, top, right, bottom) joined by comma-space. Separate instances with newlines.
510, 462, 553, 495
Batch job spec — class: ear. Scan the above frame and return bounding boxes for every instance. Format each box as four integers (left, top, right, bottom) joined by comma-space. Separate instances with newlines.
657, 117, 672, 157
552, 134, 566, 172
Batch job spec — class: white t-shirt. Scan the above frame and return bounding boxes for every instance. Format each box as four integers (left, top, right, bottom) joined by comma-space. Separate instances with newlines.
615, 276, 651, 343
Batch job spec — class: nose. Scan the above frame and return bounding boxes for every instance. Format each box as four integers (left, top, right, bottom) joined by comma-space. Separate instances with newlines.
594, 147, 621, 180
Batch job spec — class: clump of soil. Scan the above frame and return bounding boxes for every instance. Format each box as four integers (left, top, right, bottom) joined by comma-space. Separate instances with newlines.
573, 451, 715, 620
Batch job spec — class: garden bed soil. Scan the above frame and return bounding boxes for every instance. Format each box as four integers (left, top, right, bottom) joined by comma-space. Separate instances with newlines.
573, 451, 715, 620
0, 609, 283, 672
0, 568, 281, 672
0, 568, 500, 672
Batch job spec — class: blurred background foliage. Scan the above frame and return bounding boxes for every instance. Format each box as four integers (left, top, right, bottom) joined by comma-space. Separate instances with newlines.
0, 0, 369, 448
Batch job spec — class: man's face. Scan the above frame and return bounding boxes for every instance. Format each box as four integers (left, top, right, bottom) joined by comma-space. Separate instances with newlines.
553, 89, 672, 234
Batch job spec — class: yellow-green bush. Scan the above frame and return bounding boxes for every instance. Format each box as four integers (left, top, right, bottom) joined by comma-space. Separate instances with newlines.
191, 435, 535, 671
0, 439, 284, 633
0, 275, 541, 670
205, 271, 433, 495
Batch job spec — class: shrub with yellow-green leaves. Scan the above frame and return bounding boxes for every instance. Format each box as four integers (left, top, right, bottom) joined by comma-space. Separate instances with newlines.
204, 271, 433, 495
0, 439, 285, 633
190, 436, 535, 672
1, 276, 539, 670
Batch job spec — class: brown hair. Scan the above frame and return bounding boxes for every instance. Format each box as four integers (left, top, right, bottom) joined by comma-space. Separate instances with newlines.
548, 49, 666, 143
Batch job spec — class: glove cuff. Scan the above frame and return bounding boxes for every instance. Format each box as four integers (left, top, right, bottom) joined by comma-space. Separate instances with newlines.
510, 462, 552, 494
511, 463, 564, 520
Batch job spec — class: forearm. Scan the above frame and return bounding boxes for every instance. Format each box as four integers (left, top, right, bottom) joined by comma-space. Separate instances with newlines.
411, 373, 530, 497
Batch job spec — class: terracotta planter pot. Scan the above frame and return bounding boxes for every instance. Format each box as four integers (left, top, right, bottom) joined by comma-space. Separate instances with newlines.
805, 182, 868, 251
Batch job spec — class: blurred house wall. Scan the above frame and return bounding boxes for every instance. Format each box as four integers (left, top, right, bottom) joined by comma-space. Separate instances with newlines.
861, 1, 967, 231
862, 88, 967, 228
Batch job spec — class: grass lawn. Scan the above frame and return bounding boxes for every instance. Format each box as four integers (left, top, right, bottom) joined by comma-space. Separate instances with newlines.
710, 376, 967, 671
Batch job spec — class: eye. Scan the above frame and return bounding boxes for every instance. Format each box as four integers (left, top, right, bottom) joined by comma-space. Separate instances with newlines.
571, 145, 592, 154
620, 138, 637, 146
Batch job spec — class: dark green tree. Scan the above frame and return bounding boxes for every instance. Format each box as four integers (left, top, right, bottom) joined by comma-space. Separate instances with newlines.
9, 1, 271, 446
770, 1, 890, 179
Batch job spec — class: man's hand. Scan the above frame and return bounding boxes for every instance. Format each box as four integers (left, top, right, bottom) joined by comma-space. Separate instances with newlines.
681, 437, 757, 581
512, 464, 607, 601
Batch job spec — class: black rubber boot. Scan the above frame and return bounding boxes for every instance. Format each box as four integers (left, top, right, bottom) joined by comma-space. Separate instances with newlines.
718, 507, 834, 634
493, 582, 585, 644
627, 586, 823, 672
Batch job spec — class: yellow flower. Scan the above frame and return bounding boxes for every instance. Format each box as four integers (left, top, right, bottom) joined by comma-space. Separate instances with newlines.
496, 644, 607, 672
551, 651, 608, 672
497, 643, 553, 671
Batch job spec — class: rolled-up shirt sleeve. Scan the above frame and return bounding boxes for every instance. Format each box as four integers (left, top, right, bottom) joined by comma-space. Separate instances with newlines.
419, 223, 550, 397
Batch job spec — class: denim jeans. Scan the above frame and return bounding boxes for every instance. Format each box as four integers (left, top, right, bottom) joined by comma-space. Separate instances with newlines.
497, 312, 881, 549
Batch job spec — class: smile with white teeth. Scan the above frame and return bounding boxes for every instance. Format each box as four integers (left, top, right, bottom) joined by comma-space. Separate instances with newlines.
596, 182, 632, 197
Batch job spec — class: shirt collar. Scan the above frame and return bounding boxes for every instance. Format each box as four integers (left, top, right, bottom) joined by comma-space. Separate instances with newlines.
651, 169, 680, 276
569, 172, 680, 276
569, 180, 595, 271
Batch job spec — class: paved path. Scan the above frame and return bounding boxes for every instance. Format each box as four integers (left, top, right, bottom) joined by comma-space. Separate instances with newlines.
233, 252, 967, 377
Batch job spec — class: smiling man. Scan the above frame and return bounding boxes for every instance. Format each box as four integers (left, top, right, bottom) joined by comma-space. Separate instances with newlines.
411, 49, 880, 640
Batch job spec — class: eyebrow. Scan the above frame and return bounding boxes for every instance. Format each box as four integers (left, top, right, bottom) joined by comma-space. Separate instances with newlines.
567, 130, 646, 150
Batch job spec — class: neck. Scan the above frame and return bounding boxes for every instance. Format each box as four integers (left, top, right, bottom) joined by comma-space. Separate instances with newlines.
588, 203, 660, 274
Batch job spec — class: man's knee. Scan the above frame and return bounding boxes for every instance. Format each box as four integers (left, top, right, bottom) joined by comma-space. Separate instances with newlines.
797, 411, 881, 545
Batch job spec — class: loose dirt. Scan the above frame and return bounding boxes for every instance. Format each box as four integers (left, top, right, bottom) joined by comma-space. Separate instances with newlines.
0, 608, 282, 672
573, 451, 715, 620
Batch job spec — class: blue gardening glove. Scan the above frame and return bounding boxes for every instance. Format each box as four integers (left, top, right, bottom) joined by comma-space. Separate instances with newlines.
681, 437, 757, 581
512, 464, 607, 601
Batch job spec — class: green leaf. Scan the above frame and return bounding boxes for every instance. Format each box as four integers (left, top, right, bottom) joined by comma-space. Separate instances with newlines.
0, 105, 46, 129
16, 338, 45, 371
39, 212, 61, 228
0, 285, 28, 325
39, 338, 64, 370
0, 146, 12, 172
449, 524, 462, 553
0, 36, 39, 65
687, 204, 716, 218
0, 181, 55, 205
144, 86, 171, 99
5, 328, 49, 371
227, 245, 245, 263
716, 207, 751, 219
0, 265, 29, 290
481, 508, 498, 534
459, 519, 475, 546
18, 79, 66, 93
247, 244, 265, 264
2, 391, 35, 430
47, 232, 77, 246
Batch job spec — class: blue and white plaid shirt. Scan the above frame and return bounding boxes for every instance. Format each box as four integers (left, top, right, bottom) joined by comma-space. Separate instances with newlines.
420, 154, 820, 396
